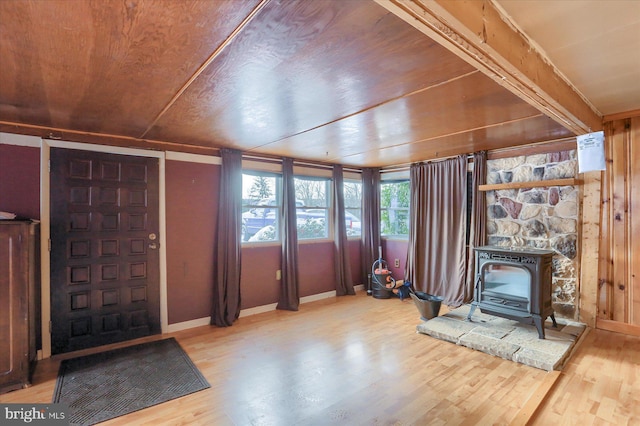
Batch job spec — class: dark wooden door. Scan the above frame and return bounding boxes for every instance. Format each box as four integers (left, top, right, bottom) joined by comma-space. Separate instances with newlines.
50, 149, 160, 354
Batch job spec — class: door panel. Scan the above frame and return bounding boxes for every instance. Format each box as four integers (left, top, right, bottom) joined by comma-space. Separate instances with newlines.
50, 148, 160, 354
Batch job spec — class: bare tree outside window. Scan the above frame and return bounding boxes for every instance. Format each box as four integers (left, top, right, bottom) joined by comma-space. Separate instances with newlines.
295, 177, 329, 239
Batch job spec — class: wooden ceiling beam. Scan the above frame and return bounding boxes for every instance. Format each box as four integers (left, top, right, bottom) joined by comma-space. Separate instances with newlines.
374, 0, 603, 135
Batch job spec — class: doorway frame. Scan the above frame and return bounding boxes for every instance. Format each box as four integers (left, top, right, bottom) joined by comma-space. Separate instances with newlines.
40, 139, 168, 359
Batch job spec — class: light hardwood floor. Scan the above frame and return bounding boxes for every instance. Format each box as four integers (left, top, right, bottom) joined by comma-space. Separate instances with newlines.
1, 291, 638, 425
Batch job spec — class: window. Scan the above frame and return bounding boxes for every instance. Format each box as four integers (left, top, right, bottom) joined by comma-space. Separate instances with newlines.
380, 180, 410, 237
242, 173, 280, 242
295, 177, 329, 240
343, 180, 362, 238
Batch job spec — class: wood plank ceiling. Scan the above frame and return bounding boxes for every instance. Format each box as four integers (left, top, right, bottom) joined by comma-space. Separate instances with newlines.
0, 0, 578, 167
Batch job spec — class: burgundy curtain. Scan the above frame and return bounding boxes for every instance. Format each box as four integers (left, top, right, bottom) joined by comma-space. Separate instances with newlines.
211, 148, 242, 326
406, 156, 467, 306
361, 168, 381, 290
333, 165, 355, 296
277, 158, 300, 311
464, 151, 487, 302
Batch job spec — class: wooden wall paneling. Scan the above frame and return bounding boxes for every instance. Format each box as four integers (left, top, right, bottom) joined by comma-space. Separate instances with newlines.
630, 117, 640, 325
579, 170, 601, 327
607, 120, 629, 322
597, 122, 614, 319
597, 116, 640, 333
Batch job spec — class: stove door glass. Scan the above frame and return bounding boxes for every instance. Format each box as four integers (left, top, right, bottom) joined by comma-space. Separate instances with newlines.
483, 263, 530, 299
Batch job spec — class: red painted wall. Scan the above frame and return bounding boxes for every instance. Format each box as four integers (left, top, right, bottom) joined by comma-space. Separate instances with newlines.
240, 239, 363, 309
0, 140, 364, 324
241, 245, 281, 308
382, 239, 409, 281
0, 144, 40, 219
348, 239, 362, 285
165, 160, 219, 324
299, 241, 335, 296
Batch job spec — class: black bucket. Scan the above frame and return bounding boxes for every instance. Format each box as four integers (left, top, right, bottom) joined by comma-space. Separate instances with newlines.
410, 291, 444, 320
372, 273, 392, 299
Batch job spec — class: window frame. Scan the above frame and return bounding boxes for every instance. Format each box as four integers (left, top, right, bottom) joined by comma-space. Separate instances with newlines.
294, 175, 332, 242
241, 171, 281, 244
343, 179, 362, 239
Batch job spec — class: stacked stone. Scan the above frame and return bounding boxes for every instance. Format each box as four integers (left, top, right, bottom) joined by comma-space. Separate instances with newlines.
485, 150, 579, 319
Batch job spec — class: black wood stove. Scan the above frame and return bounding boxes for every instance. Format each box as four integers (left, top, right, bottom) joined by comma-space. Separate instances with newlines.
467, 245, 556, 339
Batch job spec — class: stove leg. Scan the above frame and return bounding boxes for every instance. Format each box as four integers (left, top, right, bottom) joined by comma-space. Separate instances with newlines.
534, 316, 545, 339
466, 303, 477, 321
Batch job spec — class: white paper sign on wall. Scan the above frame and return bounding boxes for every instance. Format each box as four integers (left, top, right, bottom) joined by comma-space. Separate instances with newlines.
577, 131, 605, 173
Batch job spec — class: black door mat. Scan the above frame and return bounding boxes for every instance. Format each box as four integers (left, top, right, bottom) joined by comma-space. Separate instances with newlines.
53, 338, 210, 425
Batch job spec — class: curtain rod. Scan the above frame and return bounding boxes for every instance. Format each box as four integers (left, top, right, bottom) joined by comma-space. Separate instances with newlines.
241, 153, 361, 173
381, 153, 474, 174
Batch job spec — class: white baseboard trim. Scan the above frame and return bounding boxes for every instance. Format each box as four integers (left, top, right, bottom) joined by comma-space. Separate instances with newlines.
166, 316, 211, 333
239, 302, 278, 318
300, 290, 336, 303
167, 289, 343, 332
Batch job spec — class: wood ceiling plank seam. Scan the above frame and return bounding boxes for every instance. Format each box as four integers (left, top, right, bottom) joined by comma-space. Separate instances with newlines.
374, 0, 602, 135
393, 113, 547, 147
139, 0, 272, 139
342, 114, 575, 167
245, 69, 481, 152
329, 113, 544, 161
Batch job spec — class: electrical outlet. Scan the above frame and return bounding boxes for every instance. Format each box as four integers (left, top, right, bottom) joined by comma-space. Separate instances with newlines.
394, 258, 400, 268
276, 269, 281, 280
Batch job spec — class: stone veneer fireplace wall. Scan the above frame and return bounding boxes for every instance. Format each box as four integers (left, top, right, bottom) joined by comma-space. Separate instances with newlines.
485, 150, 579, 320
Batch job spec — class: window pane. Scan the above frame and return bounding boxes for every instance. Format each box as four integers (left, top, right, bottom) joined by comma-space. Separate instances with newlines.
343, 181, 361, 209
380, 181, 410, 208
295, 178, 328, 208
344, 181, 362, 237
381, 181, 410, 237
295, 177, 329, 239
242, 174, 279, 242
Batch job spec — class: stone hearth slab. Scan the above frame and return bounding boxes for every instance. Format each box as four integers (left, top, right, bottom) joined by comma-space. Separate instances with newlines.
416, 316, 476, 343
459, 333, 520, 359
415, 305, 586, 371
